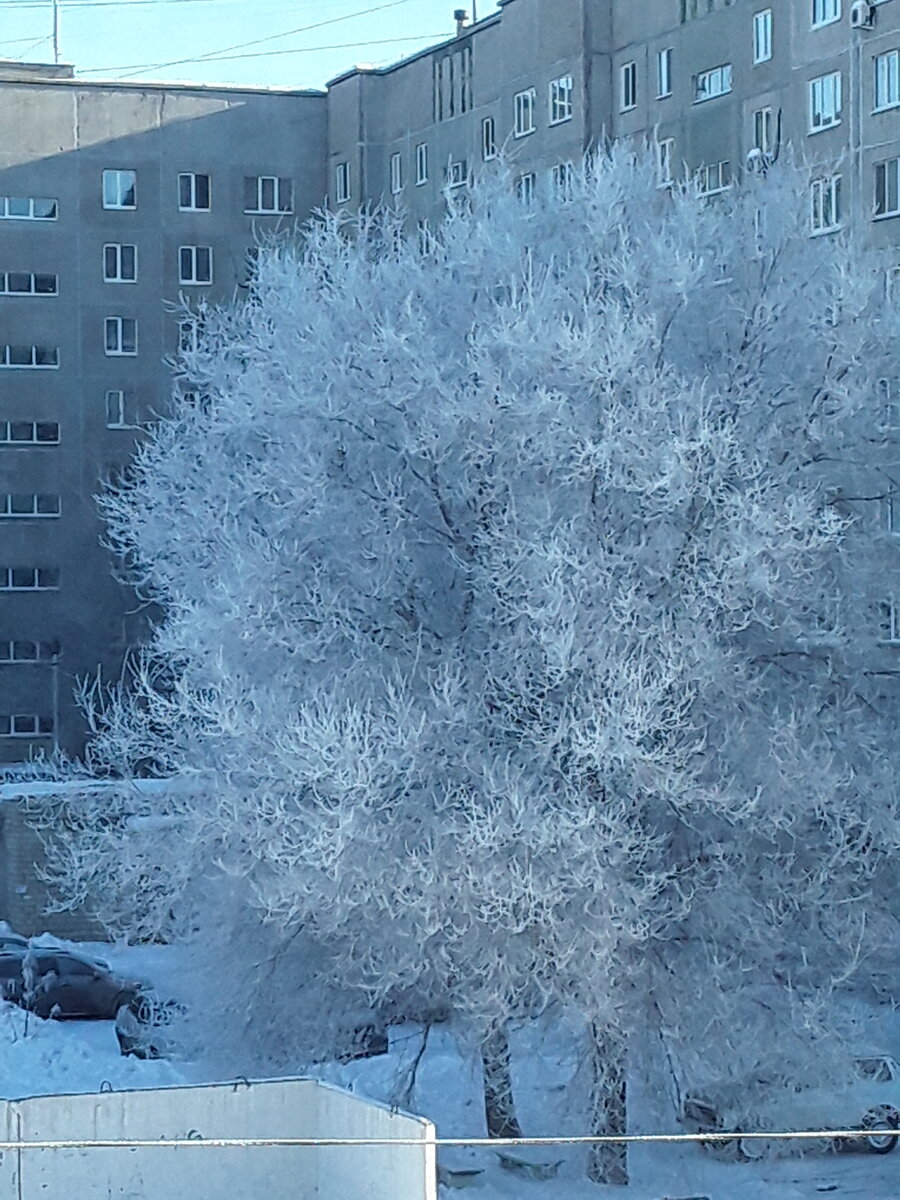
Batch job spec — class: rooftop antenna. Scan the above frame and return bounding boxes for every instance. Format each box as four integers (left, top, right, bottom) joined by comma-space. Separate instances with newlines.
52, 0, 60, 63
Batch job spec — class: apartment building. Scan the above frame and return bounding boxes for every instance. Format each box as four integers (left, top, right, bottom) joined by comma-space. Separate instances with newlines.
329, 0, 900, 261
1, 0, 899, 761
0, 61, 327, 761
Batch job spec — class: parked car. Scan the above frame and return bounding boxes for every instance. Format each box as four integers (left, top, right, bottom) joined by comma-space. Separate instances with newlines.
679, 1055, 900, 1159
0, 946, 145, 1019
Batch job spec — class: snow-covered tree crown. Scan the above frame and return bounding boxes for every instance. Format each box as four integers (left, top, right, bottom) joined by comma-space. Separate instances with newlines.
34, 145, 900, 1095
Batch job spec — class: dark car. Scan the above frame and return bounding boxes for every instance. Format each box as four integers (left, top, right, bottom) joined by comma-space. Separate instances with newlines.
0, 947, 144, 1019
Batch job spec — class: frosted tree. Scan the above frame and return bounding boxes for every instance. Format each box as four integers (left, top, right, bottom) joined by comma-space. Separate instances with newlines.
32, 145, 900, 1182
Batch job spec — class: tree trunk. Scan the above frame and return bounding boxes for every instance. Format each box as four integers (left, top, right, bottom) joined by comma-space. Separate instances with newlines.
586, 1023, 628, 1186
481, 1026, 523, 1140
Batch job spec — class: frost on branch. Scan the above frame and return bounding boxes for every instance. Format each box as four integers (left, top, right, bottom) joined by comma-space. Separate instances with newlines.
34, 146, 900, 1159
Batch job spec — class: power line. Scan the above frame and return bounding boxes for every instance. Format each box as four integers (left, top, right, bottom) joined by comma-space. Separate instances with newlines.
77, 0, 425, 78
81, 33, 449, 75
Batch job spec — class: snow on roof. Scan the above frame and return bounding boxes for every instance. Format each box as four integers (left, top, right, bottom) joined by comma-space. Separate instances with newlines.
0, 777, 179, 802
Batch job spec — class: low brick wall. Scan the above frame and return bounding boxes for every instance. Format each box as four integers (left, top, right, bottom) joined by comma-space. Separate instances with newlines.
0, 800, 105, 940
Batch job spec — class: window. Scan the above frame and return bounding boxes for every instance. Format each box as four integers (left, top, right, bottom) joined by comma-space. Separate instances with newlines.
753, 10, 773, 63
178, 173, 210, 211
0, 345, 58, 369
102, 169, 136, 210
335, 162, 350, 204
446, 160, 468, 189
433, 46, 472, 120
880, 600, 900, 644
812, 0, 840, 27
515, 172, 536, 204
810, 72, 842, 131
103, 244, 137, 283
657, 137, 676, 185
694, 64, 732, 102
0, 714, 55, 738
178, 245, 212, 285
105, 389, 137, 428
416, 143, 428, 185
879, 377, 900, 433
696, 160, 732, 195
390, 152, 403, 195
0, 196, 57, 220
0, 421, 59, 445
753, 106, 774, 154
810, 175, 842, 234
620, 62, 637, 111
875, 158, 900, 218
179, 320, 200, 354
657, 48, 673, 98
874, 51, 900, 111
0, 639, 60, 661
549, 75, 574, 124
514, 88, 536, 136
243, 176, 293, 214
482, 117, 497, 161
551, 162, 575, 195
884, 487, 900, 535
104, 317, 137, 356
0, 494, 60, 518
0, 272, 57, 295
0, 568, 59, 592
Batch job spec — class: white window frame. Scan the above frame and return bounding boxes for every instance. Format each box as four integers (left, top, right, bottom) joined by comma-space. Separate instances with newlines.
0, 714, 55, 739
0, 494, 60, 518
0, 196, 57, 221
335, 162, 350, 204
875, 157, 900, 219
0, 272, 57, 296
244, 175, 293, 215
0, 643, 60, 662
446, 160, 468, 189
415, 143, 428, 186
104, 316, 137, 357
482, 116, 497, 161
657, 48, 673, 98
696, 160, 732, 196
514, 88, 536, 137
753, 106, 774, 154
0, 345, 58, 369
620, 62, 637, 111
102, 169, 136, 210
753, 9, 773, 64
812, 0, 841, 28
550, 162, 575, 195
694, 64, 733, 103
879, 377, 900, 433
549, 75, 574, 124
390, 152, 403, 196
515, 172, 536, 204
810, 175, 842, 235
0, 420, 59, 445
0, 569, 59, 593
178, 172, 211, 212
809, 72, 842, 132
102, 243, 137, 284
178, 245, 213, 286
105, 389, 137, 429
657, 137, 676, 185
874, 50, 900, 112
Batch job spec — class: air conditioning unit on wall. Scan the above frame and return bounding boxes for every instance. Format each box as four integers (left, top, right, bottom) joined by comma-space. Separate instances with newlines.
850, 1, 875, 29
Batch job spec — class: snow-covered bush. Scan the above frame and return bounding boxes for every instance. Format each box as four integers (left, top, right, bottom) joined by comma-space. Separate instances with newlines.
32, 145, 900, 1179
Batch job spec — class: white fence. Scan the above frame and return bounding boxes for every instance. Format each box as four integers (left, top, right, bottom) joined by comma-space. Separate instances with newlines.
0, 1077, 437, 1200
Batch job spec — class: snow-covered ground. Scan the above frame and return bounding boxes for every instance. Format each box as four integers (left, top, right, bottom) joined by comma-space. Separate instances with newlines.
0, 936, 896, 1199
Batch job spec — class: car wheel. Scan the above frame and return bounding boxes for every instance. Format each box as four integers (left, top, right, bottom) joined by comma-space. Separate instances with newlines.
862, 1105, 899, 1155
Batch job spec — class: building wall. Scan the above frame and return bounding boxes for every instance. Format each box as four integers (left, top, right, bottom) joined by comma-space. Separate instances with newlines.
0, 75, 327, 760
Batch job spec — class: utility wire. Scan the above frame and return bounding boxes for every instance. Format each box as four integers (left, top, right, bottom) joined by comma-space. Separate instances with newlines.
82, 33, 449, 74
78, 0, 424, 78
